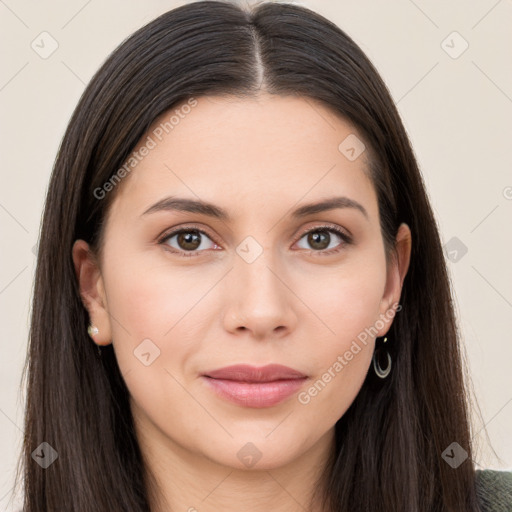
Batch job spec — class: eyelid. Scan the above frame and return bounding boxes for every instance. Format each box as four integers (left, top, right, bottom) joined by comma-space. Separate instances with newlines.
157, 221, 352, 256
294, 222, 352, 243
158, 223, 221, 248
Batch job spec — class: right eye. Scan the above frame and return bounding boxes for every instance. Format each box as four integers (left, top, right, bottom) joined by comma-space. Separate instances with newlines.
159, 226, 221, 258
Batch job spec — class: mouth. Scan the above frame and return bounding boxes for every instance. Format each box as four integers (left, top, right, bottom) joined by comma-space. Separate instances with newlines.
201, 364, 308, 408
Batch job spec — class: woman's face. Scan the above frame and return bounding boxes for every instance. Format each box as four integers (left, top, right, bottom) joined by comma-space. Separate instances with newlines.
74, 94, 410, 472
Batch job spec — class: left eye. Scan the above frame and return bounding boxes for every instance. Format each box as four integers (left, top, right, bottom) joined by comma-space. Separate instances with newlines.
295, 227, 349, 253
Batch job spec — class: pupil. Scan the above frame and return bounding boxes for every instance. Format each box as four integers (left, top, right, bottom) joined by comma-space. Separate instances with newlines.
309, 231, 329, 250
178, 231, 200, 250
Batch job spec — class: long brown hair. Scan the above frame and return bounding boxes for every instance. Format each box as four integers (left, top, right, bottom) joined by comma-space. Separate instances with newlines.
14, 1, 487, 510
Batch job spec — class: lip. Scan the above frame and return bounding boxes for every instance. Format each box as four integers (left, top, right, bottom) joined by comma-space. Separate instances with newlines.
201, 364, 308, 408
203, 364, 307, 382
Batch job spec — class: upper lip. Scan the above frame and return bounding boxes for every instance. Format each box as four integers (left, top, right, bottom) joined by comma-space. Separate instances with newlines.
203, 364, 307, 382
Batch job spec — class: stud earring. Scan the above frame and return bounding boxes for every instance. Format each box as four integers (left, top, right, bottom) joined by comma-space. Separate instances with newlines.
87, 325, 99, 337
87, 325, 102, 358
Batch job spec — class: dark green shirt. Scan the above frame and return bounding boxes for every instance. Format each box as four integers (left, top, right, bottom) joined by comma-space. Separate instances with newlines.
475, 469, 512, 511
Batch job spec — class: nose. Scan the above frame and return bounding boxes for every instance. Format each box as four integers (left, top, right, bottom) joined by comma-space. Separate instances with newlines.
222, 247, 298, 340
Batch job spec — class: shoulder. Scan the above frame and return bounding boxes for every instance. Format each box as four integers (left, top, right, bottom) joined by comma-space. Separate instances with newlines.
475, 469, 512, 512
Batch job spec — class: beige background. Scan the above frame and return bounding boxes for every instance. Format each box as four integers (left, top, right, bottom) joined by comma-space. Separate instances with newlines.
1, 0, 511, 508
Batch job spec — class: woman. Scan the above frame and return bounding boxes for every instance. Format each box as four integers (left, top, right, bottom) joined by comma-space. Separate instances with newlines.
14, 1, 511, 510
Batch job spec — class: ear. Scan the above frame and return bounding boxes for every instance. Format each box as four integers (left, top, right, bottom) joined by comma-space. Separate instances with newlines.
72, 239, 112, 346
376, 223, 412, 337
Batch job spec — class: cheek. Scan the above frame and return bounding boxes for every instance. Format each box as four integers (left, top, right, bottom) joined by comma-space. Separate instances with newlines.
102, 248, 218, 380
104, 248, 214, 334
103, 258, 212, 431
304, 254, 386, 346
294, 255, 385, 415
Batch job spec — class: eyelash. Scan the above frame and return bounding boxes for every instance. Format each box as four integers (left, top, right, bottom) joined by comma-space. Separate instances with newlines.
158, 223, 352, 258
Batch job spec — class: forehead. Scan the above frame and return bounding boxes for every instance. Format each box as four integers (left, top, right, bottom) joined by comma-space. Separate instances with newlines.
107, 94, 378, 223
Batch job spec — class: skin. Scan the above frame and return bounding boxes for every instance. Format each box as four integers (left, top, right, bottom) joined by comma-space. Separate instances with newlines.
73, 94, 411, 512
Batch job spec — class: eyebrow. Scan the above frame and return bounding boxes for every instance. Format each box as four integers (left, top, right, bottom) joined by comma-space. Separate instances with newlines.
142, 195, 369, 221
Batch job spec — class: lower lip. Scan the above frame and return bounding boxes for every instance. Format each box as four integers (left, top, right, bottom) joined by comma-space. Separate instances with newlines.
201, 376, 307, 408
